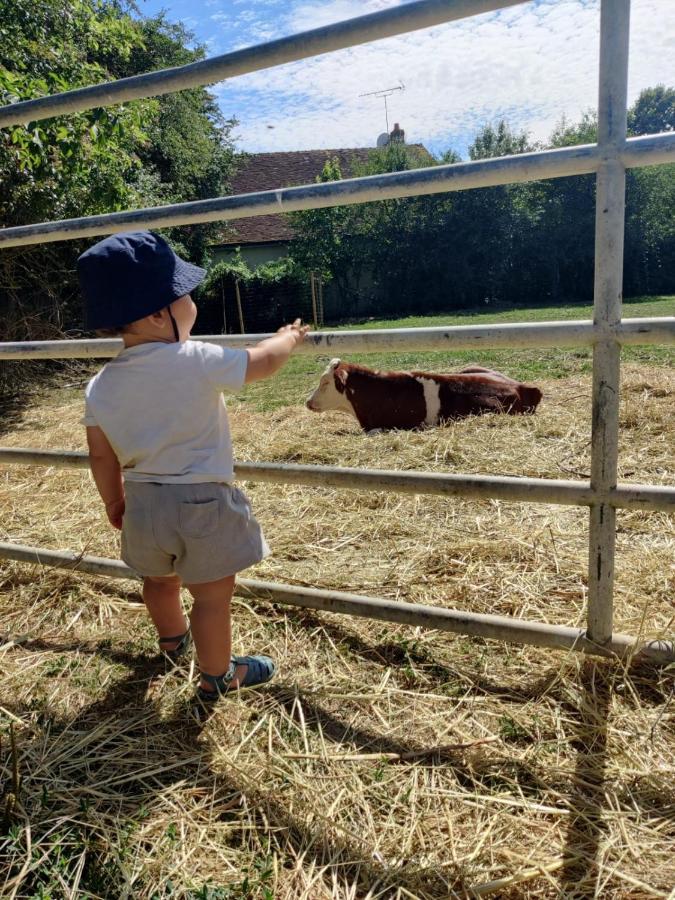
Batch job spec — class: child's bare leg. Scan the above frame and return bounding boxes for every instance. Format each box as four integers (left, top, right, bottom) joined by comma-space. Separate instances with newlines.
143, 574, 188, 651
187, 575, 249, 690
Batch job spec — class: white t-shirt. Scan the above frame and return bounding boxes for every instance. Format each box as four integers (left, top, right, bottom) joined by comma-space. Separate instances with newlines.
83, 340, 248, 483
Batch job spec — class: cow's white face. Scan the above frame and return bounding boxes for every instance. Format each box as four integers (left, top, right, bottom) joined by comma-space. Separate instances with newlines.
306, 358, 354, 415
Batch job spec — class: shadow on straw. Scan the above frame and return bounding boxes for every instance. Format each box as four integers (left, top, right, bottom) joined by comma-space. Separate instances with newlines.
558, 660, 611, 897
264, 605, 569, 701
0, 642, 463, 898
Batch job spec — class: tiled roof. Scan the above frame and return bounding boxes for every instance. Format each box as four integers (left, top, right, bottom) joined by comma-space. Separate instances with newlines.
216, 145, 432, 246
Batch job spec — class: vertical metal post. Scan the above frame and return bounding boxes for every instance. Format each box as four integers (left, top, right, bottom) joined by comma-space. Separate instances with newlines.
310, 272, 319, 328
587, 0, 631, 644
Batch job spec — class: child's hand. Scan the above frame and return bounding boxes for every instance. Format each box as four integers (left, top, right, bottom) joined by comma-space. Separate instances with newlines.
277, 318, 309, 347
245, 319, 310, 383
105, 497, 125, 530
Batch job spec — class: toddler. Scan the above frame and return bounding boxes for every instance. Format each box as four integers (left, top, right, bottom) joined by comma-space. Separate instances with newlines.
78, 230, 308, 700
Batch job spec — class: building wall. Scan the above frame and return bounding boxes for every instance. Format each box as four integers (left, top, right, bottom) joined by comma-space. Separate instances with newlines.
211, 243, 289, 269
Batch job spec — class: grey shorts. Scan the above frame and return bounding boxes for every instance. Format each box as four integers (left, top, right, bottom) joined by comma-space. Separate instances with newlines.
121, 481, 269, 584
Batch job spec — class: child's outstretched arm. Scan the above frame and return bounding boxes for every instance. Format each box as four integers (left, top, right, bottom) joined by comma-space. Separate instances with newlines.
245, 318, 309, 383
86, 425, 125, 529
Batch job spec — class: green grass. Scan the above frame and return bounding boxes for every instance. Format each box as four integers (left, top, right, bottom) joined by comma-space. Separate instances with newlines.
331, 294, 674, 330
234, 296, 674, 412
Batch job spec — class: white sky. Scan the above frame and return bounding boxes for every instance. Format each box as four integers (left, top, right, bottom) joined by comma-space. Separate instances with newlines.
138, 0, 675, 157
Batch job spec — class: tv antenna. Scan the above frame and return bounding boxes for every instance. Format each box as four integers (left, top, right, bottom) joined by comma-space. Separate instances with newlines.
359, 82, 404, 134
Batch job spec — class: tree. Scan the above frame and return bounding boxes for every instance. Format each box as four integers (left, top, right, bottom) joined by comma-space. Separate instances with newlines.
289, 147, 444, 316
0, 0, 156, 341
347, 143, 445, 314
448, 121, 535, 304
548, 110, 598, 146
522, 111, 599, 303
625, 87, 675, 294
0, 0, 237, 346
285, 103, 675, 318
468, 120, 532, 160
105, 14, 238, 264
440, 148, 462, 164
287, 158, 355, 286
628, 85, 675, 136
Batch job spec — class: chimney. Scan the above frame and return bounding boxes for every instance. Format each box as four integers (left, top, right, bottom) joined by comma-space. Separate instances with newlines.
390, 122, 405, 144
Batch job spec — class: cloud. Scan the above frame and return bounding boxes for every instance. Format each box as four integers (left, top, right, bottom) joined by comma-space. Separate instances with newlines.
290, 0, 405, 30
202, 0, 675, 156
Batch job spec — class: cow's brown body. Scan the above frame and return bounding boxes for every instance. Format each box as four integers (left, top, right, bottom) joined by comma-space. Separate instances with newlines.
306, 360, 542, 431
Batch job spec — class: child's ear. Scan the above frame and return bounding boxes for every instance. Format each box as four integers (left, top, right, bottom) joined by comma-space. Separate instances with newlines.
146, 309, 167, 329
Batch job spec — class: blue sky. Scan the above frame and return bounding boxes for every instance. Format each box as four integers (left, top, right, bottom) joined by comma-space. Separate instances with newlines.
136, 0, 675, 159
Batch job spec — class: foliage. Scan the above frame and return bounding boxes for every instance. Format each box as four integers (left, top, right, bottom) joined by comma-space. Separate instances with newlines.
624, 87, 675, 295
548, 110, 598, 146
0, 0, 237, 346
254, 256, 305, 284
104, 13, 238, 265
288, 123, 539, 315
288, 144, 445, 316
287, 93, 675, 317
201, 253, 254, 291
200, 252, 304, 292
196, 252, 308, 334
468, 120, 533, 159
286, 157, 355, 285
628, 84, 675, 136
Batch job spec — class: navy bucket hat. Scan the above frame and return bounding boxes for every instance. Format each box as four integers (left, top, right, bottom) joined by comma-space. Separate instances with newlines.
77, 231, 206, 330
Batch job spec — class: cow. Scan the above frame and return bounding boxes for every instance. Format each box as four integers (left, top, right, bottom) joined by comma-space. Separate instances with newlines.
306, 359, 542, 431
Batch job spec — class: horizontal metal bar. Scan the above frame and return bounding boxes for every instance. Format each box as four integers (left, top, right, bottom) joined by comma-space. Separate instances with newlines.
2, 134, 674, 251
620, 131, 675, 168
241, 462, 596, 506
0, 541, 671, 663
1, 448, 673, 512
0, 145, 599, 248
0, 447, 84, 467
1, 319, 673, 360
0, 0, 527, 128
617, 317, 675, 345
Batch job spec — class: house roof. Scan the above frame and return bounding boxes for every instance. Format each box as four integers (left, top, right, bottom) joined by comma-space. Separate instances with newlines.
216, 144, 432, 246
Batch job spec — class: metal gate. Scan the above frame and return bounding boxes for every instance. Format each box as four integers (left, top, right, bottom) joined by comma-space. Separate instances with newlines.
1, 0, 673, 662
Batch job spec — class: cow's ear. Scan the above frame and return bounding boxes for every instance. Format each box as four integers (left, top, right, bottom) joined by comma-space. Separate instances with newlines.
334, 366, 348, 387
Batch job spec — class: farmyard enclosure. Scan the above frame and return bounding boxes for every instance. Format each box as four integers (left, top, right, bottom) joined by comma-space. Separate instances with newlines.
1, 0, 674, 897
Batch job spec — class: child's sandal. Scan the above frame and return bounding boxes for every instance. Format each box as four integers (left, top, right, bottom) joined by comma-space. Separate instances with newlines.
158, 627, 192, 663
197, 655, 275, 702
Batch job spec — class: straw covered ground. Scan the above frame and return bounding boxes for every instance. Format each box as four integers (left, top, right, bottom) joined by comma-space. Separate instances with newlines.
0, 351, 674, 898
